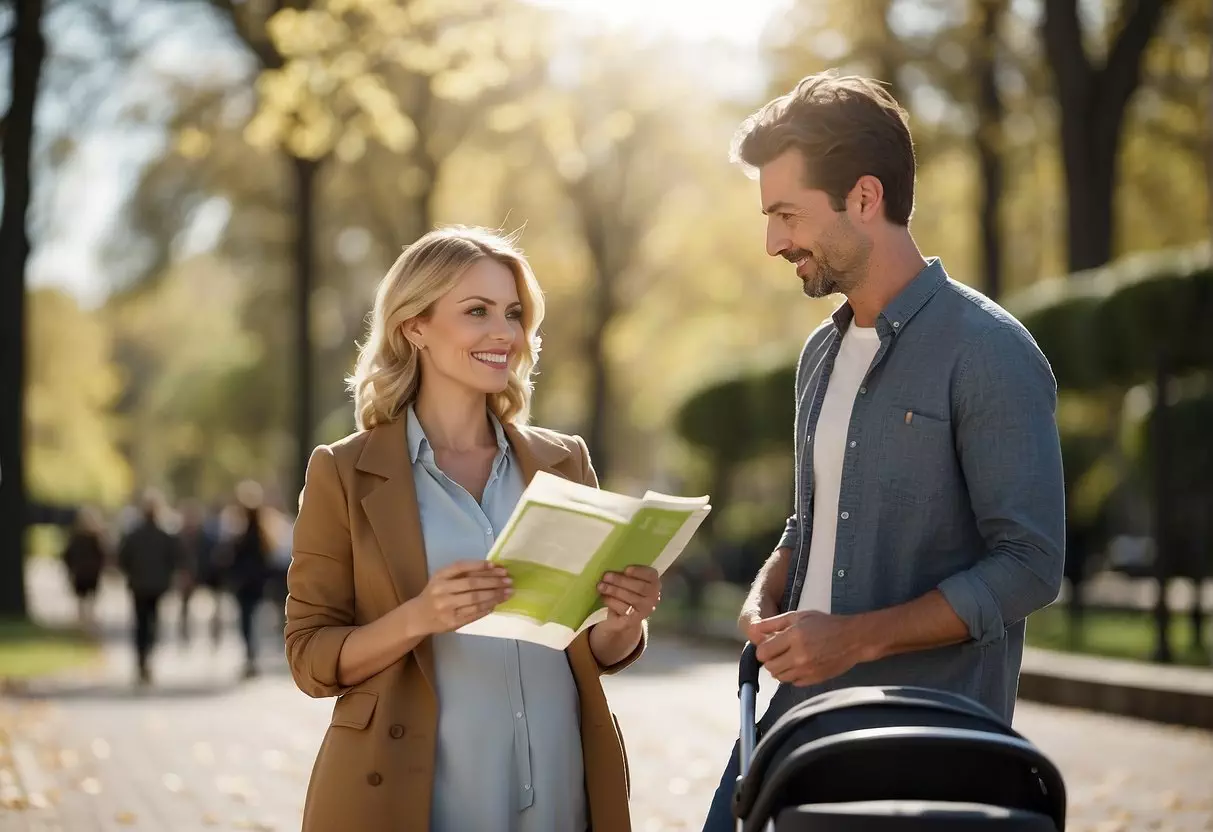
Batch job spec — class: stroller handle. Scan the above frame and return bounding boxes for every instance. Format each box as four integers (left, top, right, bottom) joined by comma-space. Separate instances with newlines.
739, 641, 762, 694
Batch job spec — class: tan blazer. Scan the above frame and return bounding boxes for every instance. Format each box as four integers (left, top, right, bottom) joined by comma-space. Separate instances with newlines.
285, 418, 645, 831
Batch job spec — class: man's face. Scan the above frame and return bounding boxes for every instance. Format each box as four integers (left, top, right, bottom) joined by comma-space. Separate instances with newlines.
758, 149, 870, 299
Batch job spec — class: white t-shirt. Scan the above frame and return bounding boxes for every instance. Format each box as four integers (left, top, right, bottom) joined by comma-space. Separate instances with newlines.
797, 323, 881, 613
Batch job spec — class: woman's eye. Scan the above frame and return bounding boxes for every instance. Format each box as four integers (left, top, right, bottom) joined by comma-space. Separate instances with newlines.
467, 306, 486, 316
507, 309, 522, 320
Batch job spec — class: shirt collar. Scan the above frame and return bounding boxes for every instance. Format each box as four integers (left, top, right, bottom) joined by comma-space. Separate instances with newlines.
406, 403, 510, 465
830, 257, 948, 338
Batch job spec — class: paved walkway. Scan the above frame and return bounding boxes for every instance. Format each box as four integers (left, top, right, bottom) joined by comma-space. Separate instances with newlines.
2, 559, 1212, 831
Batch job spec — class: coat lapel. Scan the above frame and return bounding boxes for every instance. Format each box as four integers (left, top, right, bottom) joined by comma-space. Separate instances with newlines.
356, 421, 436, 687
503, 423, 573, 483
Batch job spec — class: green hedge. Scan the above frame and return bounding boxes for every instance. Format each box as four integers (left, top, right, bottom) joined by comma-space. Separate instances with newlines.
1010, 244, 1213, 390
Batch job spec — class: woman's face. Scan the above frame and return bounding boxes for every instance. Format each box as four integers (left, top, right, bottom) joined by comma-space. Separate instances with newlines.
407, 257, 525, 397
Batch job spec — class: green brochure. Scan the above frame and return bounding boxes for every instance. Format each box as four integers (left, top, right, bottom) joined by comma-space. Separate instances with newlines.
456, 471, 712, 650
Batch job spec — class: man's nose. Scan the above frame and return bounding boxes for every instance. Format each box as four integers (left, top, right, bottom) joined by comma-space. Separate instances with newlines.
766, 221, 789, 258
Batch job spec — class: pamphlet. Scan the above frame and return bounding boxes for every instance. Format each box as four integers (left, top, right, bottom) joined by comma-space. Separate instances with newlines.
456, 471, 711, 649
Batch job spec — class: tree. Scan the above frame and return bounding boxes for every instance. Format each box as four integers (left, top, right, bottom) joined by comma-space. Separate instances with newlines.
197, 0, 541, 498
974, 0, 1009, 299
0, 0, 47, 618
489, 34, 750, 480
1041, 0, 1176, 272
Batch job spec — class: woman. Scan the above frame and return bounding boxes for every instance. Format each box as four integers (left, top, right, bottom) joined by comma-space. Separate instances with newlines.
286, 226, 660, 832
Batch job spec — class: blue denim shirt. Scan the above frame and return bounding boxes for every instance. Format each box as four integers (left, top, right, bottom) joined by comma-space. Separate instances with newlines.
769, 258, 1066, 724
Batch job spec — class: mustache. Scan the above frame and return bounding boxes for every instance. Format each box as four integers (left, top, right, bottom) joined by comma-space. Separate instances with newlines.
783, 249, 811, 263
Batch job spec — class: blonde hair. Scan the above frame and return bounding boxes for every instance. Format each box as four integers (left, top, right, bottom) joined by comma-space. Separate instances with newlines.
348, 226, 546, 431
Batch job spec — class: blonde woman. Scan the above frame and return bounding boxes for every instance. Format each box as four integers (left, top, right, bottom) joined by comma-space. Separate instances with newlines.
286, 226, 659, 832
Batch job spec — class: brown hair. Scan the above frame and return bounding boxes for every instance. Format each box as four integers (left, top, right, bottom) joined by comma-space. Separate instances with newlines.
731, 71, 916, 226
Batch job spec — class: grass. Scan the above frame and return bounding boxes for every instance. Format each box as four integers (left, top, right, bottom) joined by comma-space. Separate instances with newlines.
1025, 604, 1210, 666
0, 618, 102, 682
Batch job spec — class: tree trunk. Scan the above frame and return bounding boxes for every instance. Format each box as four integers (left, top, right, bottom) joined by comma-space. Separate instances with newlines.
583, 250, 614, 482
1151, 359, 1173, 663
975, 0, 1006, 299
292, 156, 319, 504
0, 0, 47, 619
1041, 0, 1173, 273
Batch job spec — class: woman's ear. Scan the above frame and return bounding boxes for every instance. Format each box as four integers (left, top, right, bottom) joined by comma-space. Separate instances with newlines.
400, 318, 425, 351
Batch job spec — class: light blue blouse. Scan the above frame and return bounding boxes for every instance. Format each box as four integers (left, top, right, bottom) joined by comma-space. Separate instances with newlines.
406, 405, 587, 832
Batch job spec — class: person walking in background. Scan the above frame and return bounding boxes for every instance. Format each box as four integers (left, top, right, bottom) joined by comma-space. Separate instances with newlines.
175, 498, 218, 645
224, 481, 271, 679
117, 490, 183, 685
60, 506, 109, 634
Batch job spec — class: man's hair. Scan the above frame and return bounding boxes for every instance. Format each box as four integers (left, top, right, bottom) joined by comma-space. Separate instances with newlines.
730, 71, 916, 226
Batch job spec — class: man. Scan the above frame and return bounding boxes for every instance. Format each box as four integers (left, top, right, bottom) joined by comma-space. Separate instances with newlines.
700, 72, 1065, 831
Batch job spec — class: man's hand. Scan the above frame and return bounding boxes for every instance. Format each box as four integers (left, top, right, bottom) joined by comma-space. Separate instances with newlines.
751, 611, 870, 687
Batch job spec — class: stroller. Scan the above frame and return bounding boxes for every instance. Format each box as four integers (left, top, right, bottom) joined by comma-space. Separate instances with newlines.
731, 643, 1067, 831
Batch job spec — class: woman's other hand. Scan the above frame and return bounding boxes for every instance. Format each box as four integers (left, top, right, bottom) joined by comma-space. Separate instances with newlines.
411, 560, 512, 635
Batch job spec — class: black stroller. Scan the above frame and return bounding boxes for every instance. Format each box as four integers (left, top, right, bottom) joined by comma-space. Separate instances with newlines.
731, 643, 1067, 831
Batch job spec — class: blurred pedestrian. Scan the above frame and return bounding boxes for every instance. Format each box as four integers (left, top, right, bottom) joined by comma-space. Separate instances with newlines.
60, 506, 109, 634
175, 498, 218, 645
224, 481, 271, 679
117, 489, 183, 684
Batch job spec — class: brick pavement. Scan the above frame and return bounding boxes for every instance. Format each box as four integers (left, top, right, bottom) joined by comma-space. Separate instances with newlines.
2, 559, 1211, 832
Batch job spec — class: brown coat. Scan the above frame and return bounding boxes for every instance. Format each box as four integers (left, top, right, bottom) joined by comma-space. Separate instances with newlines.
285, 418, 644, 831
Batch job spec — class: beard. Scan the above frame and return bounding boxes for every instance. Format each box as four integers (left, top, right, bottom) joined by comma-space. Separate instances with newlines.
785, 220, 870, 299
800, 257, 847, 298
785, 249, 856, 298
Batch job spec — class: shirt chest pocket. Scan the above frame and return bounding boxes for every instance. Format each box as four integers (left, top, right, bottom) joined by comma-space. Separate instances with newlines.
878, 407, 956, 505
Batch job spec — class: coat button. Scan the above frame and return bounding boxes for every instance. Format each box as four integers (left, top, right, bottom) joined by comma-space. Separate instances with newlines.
367, 772, 383, 786
389, 724, 405, 739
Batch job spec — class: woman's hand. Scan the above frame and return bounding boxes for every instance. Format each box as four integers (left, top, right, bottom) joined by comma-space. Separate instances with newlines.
409, 560, 512, 636
596, 565, 662, 634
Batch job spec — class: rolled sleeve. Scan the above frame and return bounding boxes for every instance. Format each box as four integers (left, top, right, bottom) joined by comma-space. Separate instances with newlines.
284, 445, 359, 698
942, 324, 1066, 647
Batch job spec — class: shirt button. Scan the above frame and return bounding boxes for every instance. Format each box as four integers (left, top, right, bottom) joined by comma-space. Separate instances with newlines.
524, 784, 532, 791
367, 772, 383, 786
892, 321, 900, 328
837, 569, 846, 577
515, 711, 523, 719
859, 387, 867, 395
486, 528, 493, 535
849, 441, 857, 448
840, 511, 850, 520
